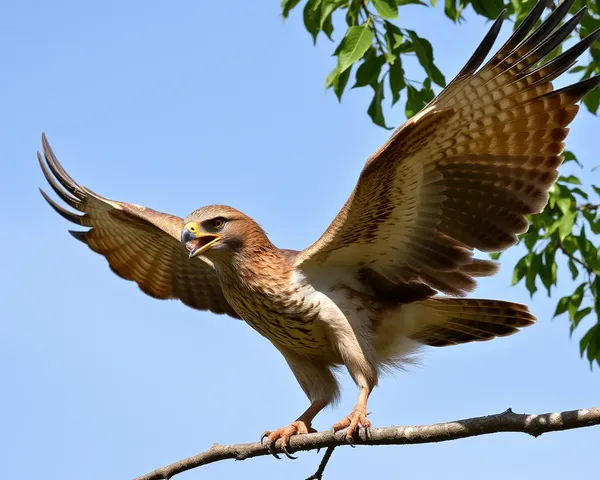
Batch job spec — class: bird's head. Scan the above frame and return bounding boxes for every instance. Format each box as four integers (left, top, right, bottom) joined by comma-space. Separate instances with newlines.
181, 205, 265, 261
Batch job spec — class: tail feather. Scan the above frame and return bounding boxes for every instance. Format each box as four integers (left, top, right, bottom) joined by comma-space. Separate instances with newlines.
405, 298, 536, 347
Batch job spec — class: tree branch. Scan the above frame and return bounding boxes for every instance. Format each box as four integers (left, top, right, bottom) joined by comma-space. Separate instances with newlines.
577, 203, 599, 212
305, 446, 336, 480
135, 406, 600, 480
557, 238, 593, 274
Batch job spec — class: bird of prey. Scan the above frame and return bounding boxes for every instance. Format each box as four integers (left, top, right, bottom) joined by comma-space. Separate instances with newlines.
40, 0, 599, 457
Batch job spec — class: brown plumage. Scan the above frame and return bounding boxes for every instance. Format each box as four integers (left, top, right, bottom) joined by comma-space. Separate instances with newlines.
39, 0, 598, 452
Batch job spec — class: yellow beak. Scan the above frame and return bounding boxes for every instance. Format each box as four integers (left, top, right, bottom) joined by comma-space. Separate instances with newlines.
180, 223, 222, 258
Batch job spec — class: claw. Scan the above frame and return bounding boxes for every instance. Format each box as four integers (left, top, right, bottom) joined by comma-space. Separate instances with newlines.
281, 445, 298, 460
260, 420, 311, 461
267, 443, 282, 460
261, 431, 282, 459
333, 408, 371, 443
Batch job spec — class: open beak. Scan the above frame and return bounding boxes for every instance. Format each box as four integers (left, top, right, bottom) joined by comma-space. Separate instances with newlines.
181, 225, 222, 258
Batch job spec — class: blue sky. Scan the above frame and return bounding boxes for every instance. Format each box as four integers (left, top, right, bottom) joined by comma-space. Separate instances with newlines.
2, 1, 599, 479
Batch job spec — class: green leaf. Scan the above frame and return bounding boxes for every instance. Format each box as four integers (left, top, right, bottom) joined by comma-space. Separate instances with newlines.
556, 195, 572, 216
570, 306, 592, 337
321, 13, 334, 39
568, 283, 586, 322
558, 212, 576, 242
469, 0, 505, 19
334, 64, 352, 101
525, 253, 541, 297
353, 50, 385, 88
389, 56, 406, 105
558, 175, 582, 185
406, 30, 446, 87
546, 218, 562, 237
583, 85, 600, 114
421, 77, 435, 102
538, 259, 554, 297
338, 25, 374, 74
579, 324, 600, 368
325, 65, 339, 90
556, 184, 576, 211
320, 0, 337, 28
303, 0, 321, 43
543, 246, 557, 296
405, 84, 424, 118
511, 256, 528, 285
373, 0, 399, 19
571, 188, 589, 200
562, 150, 581, 166
281, 0, 302, 18
575, 307, 593, 325
384, 21, 404, 50
582, 210, 600, 235
568, 259, 579, 280
579, 10, 600, 39
444, 0, 461, 21
346, 2, 359, 25
367, 81, 392, 129
523, 230, 538, 252
554, 296, 570, 317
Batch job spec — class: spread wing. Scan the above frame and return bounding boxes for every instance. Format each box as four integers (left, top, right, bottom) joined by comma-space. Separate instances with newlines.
38, 133, 241, 319
295, 0, 600, 296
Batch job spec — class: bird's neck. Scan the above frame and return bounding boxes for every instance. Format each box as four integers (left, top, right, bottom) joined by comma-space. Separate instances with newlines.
214, 241, 293, 292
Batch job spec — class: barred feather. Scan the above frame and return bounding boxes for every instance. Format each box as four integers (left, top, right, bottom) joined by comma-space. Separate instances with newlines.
296, 0, 600, 298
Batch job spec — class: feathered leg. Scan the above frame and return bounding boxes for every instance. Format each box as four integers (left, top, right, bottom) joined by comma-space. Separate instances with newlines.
261, 348, 339, 458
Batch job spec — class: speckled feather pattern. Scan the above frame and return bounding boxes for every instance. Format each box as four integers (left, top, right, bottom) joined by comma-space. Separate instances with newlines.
295, 0, 600, 300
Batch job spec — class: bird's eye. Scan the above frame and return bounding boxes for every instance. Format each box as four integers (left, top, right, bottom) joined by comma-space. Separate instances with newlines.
212, 217, 226, 229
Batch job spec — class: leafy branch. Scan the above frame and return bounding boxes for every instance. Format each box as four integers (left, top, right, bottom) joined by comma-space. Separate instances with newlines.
135, 406, 600, 480
498, 173, 600, 367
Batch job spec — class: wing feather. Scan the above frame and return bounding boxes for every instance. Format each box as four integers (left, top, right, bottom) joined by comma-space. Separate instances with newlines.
296, 0, 600, 296
38, 133, 240, 318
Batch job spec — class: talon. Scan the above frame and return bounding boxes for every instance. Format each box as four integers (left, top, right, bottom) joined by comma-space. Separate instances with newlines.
260, 431, 270, 446
333, 408, 372, 442
281, 445, 298, 460
260, 420, 311, 460
267, 442, 281, 460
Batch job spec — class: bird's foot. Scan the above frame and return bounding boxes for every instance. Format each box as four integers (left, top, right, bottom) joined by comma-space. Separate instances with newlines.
261, 420, 316, 459
332, 408, 371, 442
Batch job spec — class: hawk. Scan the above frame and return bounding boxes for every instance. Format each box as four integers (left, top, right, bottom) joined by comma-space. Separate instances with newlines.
40, 0, 599, 456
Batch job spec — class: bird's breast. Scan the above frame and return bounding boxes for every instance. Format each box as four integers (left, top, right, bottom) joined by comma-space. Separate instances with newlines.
220, 274, 332, 355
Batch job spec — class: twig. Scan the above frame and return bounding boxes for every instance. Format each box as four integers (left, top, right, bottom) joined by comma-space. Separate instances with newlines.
306, 446, 336, 480
557, 238, 593, 274
362, 5, 387, 55
577, 203, 599, 212
134, 406, 600, 480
